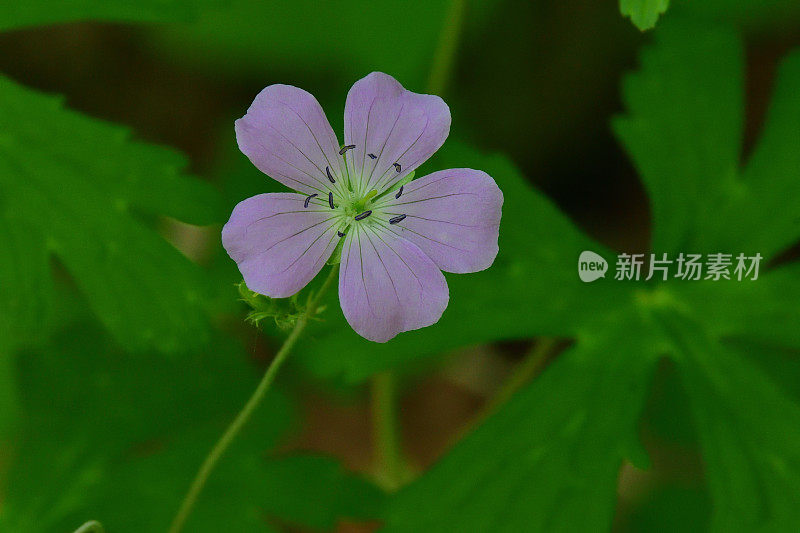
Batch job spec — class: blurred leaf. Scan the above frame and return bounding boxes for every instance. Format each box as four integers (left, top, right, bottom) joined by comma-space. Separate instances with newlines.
717, 50, 800, 259
383, 312, 659, 531
672, 0, 800, 31
672, 263, 800, 350
627, 485, 711, 532
620, 0, 670, 31
0, 1, 204, 32
294, 142, 621, 383
0, 323, 382, 532
664, 313, 800, 532
613, 21, 743, 254
0, 75, 225, 355
149, 0, 500, 88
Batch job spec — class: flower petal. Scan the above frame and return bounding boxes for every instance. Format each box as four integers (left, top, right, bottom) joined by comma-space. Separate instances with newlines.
222, 193, 342, 298
235, 84, 347, 197
339, 225, 448, 343
375, 168, 503, 273
343, 72, 450, 195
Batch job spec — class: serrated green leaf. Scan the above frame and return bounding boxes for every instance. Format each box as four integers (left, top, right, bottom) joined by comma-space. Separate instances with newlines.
383, 311, 659, 532
613, 22, 744, 254
0, 75, 225, 355
294, 142, 621, 383
717, 50, 800, 259
620, 0, 670, 31
0, 1, 204, 32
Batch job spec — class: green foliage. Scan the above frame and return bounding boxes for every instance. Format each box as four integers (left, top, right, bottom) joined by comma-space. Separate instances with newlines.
149, 0, 500, 88
384, 314, 660, 531
0, 1, 203, 31
620, 0, 670, 31
376, 20, 800, 532
2, 2, 800, 532
0, 75, 224, 356
0, 323, 383, 532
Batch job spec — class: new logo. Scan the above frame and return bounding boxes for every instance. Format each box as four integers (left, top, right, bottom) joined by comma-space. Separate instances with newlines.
578, 251, 608, 282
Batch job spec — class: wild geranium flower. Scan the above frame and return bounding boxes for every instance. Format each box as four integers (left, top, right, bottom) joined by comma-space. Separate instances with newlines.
222, 72, 503, 342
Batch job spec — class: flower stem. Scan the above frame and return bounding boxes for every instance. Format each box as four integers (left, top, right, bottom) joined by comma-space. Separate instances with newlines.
167, 264, 340, 533
370, 372, 410, 491
73, 521, 104, 533
483, 338, 560, 417
427, 0, 467, 95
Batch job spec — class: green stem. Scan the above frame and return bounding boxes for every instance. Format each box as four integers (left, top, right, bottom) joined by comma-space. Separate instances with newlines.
371, 372, 408, 491
427, 0, 467, 95
73, 521, 104, 533
168, 264, 340, 533
482, 338, 559, 418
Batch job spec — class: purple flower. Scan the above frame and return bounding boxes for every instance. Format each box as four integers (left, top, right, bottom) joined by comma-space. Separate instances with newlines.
222, 72, 503, 342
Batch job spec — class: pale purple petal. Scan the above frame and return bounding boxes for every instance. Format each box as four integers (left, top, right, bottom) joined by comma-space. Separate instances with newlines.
339, 225, 449, 343
375, 168, 502, 273
235, 84, 347, 197
222, 193, 342, 298
343, 72, 450, 195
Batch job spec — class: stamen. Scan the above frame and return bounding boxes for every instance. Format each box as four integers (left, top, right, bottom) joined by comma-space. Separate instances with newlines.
339, 144, 356, 155
389, 214, 406, 225
326, 166, 336, 184
393, 162, 402, 173
337, 231, 346, 237
328, 192, 335, 209
304, 193, 318, 208
368, 153, 377, 159
354, 210, 372, 221
395, 185, 404, 199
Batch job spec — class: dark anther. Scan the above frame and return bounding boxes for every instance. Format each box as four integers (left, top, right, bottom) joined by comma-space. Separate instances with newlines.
326, 166, 336, 183
337, 231, 346, 237
389, 214, 407, 225
328, 192, 335, 209
368, 153, 377, 159
393, 162, 402, 172
395, 185, 404, 199
339, 145, 356, 155
304, 193, 318, 208
354, 210, 372, 221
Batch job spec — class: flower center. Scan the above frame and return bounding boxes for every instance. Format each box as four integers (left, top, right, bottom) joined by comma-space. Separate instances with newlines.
304, 144, 408, 237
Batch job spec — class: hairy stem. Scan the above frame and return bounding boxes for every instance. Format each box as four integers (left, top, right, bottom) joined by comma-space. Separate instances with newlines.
168, 264, 340, 533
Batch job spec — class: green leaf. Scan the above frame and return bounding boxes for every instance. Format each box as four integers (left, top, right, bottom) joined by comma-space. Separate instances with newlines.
620, 0, 670, 31
377, 21, 800, 532
294, 142, 621, 383
383, 311, 659, 531
0, 1, 202, 32
663, 312, 800, 532
148, 0, 501, 87
613, 21, 744, 254
0, 75, 225, 354
672, 0, 800, 31
717, 50, 800, 259
0, 323, 382, 532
